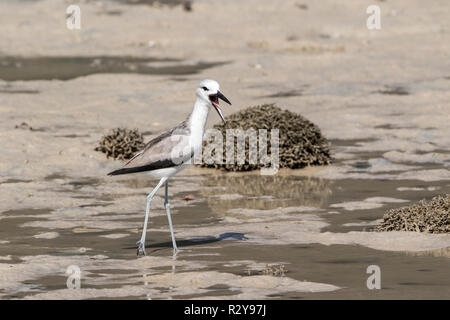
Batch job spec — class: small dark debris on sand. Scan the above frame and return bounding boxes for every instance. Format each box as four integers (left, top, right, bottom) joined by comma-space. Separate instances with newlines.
14, 122, 43, 131
261, 264, 287, 277
377, 86, 409, 95
295, 3, 308, 10
246, 264, 287, 277
198, 104, 331, 171
376, 194, 450, 234
95, 128, 144, 160
15, 122, 33, 130
181, 194, 195, 201
183, 0, 192, 11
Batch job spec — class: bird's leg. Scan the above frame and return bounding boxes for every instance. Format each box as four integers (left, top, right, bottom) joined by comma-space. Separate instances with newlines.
165, 181, 179, 256
137, 177, 167, 257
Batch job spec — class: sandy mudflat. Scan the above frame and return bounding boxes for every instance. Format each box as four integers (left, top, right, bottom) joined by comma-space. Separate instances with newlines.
0, 0, 449, 299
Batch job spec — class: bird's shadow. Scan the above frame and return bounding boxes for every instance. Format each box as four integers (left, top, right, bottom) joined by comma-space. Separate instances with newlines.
123, 232, 248, 253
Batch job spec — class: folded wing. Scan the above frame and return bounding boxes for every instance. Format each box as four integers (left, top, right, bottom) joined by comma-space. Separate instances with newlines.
108, 120, 192, 176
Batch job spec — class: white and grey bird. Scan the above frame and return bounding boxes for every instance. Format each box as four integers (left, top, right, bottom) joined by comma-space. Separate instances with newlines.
108, 79, 231, 256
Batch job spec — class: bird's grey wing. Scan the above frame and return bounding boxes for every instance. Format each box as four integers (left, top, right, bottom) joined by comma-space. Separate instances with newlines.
108, 120, 192, 175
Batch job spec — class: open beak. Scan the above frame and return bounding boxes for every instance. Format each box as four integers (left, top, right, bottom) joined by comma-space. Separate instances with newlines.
209, 91, 231, 125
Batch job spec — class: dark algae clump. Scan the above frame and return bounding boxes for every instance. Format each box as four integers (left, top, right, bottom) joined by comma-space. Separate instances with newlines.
198, 104, 331, 171
376, 194, 450, 234
95, 128, 144, 160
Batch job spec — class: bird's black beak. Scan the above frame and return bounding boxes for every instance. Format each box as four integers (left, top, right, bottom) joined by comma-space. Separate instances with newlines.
217, 91, 232, 106
209, 91, 231, 125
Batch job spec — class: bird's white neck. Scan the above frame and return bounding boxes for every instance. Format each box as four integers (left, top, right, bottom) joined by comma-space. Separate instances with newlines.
188, 97, 210, 138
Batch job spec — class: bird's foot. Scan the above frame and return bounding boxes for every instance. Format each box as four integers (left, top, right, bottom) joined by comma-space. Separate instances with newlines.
136, 240, 146, 256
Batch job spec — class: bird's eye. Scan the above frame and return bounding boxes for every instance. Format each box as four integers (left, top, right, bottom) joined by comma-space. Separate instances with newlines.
201, 86, 208, 91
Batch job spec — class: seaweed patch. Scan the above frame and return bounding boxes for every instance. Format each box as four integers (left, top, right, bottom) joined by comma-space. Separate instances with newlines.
376, 194, 450, 234
95, 128, 144, 160
198, 104, 331, 171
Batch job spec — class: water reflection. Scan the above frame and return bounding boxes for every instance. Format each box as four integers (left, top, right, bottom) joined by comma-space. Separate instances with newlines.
405, 247, 450, 259
199, 174, 332, 213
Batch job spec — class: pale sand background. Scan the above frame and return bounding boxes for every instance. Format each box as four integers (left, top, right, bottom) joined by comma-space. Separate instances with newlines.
0, 0, 449, 299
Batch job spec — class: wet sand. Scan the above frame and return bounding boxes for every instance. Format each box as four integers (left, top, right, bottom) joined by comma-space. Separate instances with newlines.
0, 56, 225, 81
0, 0, 449, 299
0, 170, 449, 299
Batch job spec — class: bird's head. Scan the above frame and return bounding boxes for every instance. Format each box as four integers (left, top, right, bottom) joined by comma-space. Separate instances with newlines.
196, 79, 231, 124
